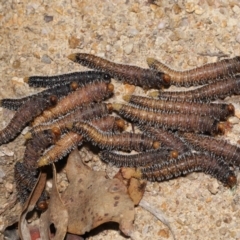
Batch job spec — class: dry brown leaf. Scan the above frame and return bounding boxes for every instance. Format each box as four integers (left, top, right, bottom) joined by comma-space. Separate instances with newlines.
39, 164, 68, 240
18, 171, 47, 240
61, 149, 135, 236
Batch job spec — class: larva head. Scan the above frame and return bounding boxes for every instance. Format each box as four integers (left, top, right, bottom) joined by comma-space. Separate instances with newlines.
115, 118, 126, 131
49, 95, 58, 106
51, 127, 61, 142
170, 150, 178, 159
122, 94, 131, 102
227, 103, 235, 116
153, 141, 160, 149
67, 53, 78, 62
227, 174, 237, 188
107, 83, 114, 93
217, 122, 225, 135
36, 200, 48, 212
162, 73, 171, 87
106, 103, 113, 113
70, 81, 79, 91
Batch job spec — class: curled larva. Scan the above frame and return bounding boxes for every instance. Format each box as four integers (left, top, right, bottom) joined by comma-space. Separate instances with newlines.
32, 81, 114, 126
153, 76, 240, 102
135, 152, 237, 187
0, 95, 57, 146
112, 103, 222, 135
0, 82, 78, 111
37, 116, 125, 167
139, 125, 189, 155
99, 149, 172, 168
30, 103, 112, 135
147, 56, 240, 87
68, 53, 170, 89
72, 121, 160, 152
24, 71, 111, 88
123, 94, 234, 121
182, 132, 240, 167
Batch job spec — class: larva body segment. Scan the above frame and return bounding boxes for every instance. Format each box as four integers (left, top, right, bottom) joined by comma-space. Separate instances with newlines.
112, 103, 221, 135
0, 82, 77, 111
37, 116, 124, 167
30, 103, 112, 135
99, 149, 171, 168
0, 96, 57, 146
182, 132, 240, 167
32, 81, 114, 126
72, 122, 160, 152
68, 53, 170, 89
139, 152, 236, 187
157, 76, 240, 102
124, 94, 234, 121
139, 125, 189, 155
147, 57, 240, 87
25, 71, 111, 88
23, 129, 60, 169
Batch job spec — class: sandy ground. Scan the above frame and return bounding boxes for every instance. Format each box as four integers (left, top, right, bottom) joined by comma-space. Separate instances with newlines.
1, 0, 240, 239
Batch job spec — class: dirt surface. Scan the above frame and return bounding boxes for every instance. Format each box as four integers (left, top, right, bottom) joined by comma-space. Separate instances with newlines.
1, 0, 240, 239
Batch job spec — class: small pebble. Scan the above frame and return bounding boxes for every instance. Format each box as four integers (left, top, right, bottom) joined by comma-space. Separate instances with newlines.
124, 43, 134, 54
41, 54, 52, 64
44, 15, 53, 23
5, 182, 13, 193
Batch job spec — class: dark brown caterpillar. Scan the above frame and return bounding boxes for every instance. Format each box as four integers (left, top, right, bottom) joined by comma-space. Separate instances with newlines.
38, 116, 125, 167
72, 121, 160, 152
182, 132, 240, 167
0, 95, 57, 146
152, 75, 240, 102
32, 81, 114, 126
99, 149, 172, 168
24, 71, 111, 88
135, 152, 237, 187
112, 103, 223, 135
0, 82, 78, 111
68, 53, 170, 89
30, 103, 113, 135
147, 56, 240, 87
123, 94, 234, 121
139, 125, 189, 155
14, 129, 59, 207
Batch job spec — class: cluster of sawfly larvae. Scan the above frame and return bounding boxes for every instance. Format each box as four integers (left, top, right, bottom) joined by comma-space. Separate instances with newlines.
1, 53, 240, 211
